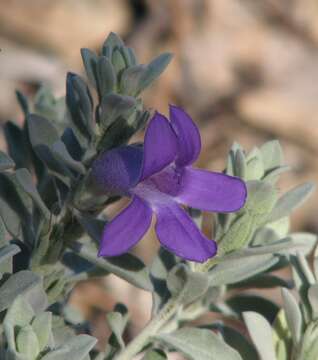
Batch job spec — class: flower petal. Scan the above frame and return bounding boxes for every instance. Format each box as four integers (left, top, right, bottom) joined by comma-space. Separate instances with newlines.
140, 112, 177, 180
176, 167, 247, 212
91, 145, 143, 195
169, 105, 201, 167
98, 196, 152, 257
155, 202, 217, 262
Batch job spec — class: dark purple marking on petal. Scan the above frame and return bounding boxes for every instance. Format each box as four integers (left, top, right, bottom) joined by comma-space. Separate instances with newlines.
169, 105, 201, 167
155, 202, 217, 262
91, 145, 143, 195
176, 167, 247, 212
140, 112, 177, 181
98, 196, 152, 257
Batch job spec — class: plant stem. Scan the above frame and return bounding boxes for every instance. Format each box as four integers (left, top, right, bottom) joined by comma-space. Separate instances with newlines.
115, 296, 180, 360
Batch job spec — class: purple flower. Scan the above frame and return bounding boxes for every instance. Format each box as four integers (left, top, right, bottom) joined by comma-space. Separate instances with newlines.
92, 105, 247, 262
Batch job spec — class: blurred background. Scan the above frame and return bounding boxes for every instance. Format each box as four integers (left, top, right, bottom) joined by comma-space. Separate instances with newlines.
1, 0, 318, 354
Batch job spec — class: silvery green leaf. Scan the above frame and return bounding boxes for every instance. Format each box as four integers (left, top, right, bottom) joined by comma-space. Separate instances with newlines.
4, 297, 34, 351
246, 148, 264, 180
167, 264, 209, 305
281, 288, 302, 345
260, 140, 284, 171
234, 149, 246, 179
96, 56, 116, 98
106, 304, 128, 350
16, 168, 51, 219
0, 271, 41, 312
314, 245, 318, 280
41, 334, 97, 360
0, 216, 7, 247
244, 180, 277, 217
251, 227, 279, 246
102, 32, 125, 53
266, 217, 290, 238
208, 254, 277, 286
66, 73, 94, 141
111, 48, 127, 75
205, 324, 258, 360
0, 172, 32, 237
262, 165, 290, 183
16, 325, 40, 360
155, 328, 242, 360
4, 121, 31, 170
51, 140, 86, 174
150, 247, 177, 313
268, 182, 315, 223
100, 93, 136, 131
31, 312, 52, 351
120, 53, 172, 96
142, 349, 167, 360
71, 241, 153, 291
0, 151, 15, 171
123, 47, 137, 67
272, 309, 292, 360
308, 284, 318, 319
138, 53, 173, 94
0, 244, 20, 275
243, 312, 277, 360
81, 48, 98, 88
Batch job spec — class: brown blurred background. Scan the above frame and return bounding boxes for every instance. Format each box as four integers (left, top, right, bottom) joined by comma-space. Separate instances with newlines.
1, 0, 318, 355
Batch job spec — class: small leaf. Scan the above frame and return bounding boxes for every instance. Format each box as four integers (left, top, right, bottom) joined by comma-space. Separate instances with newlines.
96, 56, 116, 98
51, 141, 86, 174
16, 168, 51, 219
16, 324, 40, 359
281, 288, 302, 345
0, 244, 20, 275
308, 284, 318, 319
142, 349, 167, 360
243, 312, 277, 360
41, 334, 97, 360
167, 264, 209, 305
208, 254, 277, 286
81, 48, 98, 88
260, 140, 284, 172
268, 182, 315, 222
71, 241, 153, 291
106, 304, 128, 350
155, 327, 242, 360
31, 312, 52, 351
0, 270, 41, 312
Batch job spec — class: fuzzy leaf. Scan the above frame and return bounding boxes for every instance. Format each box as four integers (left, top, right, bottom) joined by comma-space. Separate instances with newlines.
155, 327, 242, 360
243, 312, 277, 360
16, 325, 40, 359
281, 288, 302, 345
0, 151, 15, 171
143, 349, 167, 360
260, 140, 284, 171
31, 312, 52, 351
268, 182, 315, 222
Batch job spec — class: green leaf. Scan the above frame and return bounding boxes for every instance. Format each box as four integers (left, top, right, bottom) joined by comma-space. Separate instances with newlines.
0, 271, 41, 312
155, 327, 242, 360
208, 254, 278, 286
102, 32, 125, 52
246, 148, 264, 180
281, 288, 302, 345
71, 241, 153, 291
142, 349, 167, 360
0, 244, 20, 275
0, 151, 15, 171
99, 93, 136, 131
106, 304, 128, 350
205, 324, 258, 360
229, 273, 292, 290
16, 324, 40, 360
31, 312, 52, 351
16, 168, 51, 219
81, 48, 99, 89
268, 182, 315, 222
41, 334, 97, 360
167, 264, 209, 305
4, 296, 34, 351
243, 312, 277, 360
51, 140, 86, 174
120, 53, 172, 96
260, 140, 284, 171
96, 56, 116, 98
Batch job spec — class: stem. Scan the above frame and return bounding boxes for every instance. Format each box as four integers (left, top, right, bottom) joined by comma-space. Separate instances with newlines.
115, 297, 179, 360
